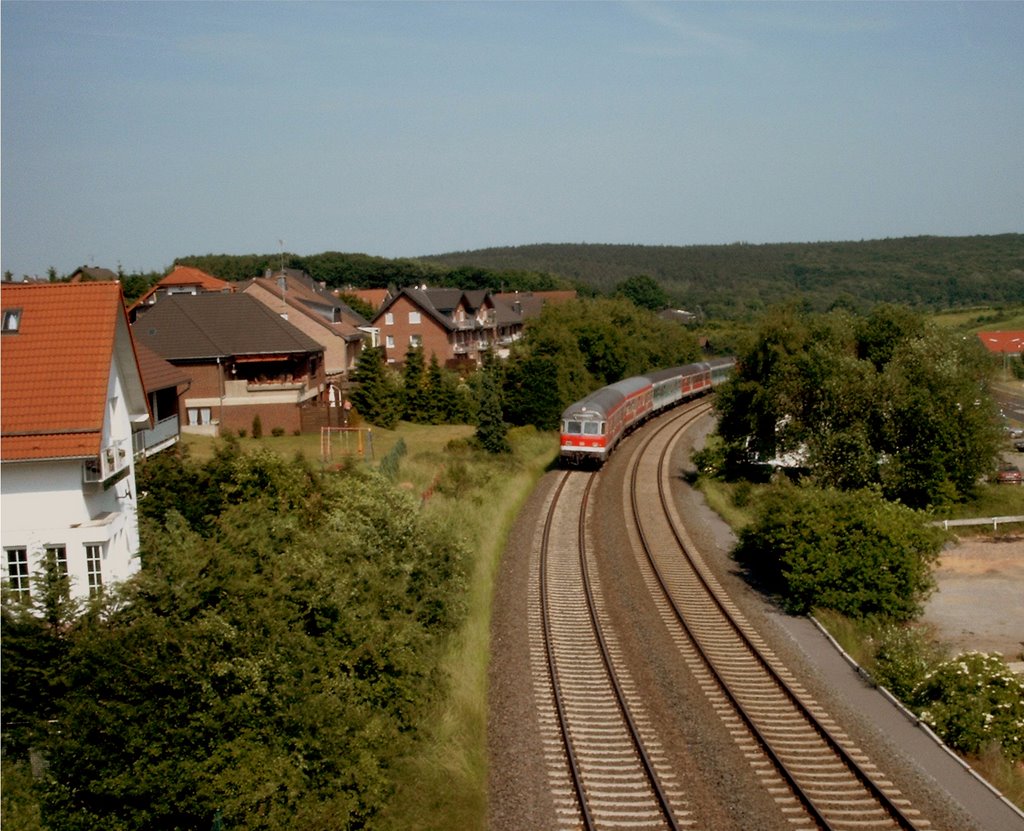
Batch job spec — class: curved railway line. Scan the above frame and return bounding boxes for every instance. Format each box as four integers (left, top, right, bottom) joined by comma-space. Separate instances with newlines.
532, 399, 935, 831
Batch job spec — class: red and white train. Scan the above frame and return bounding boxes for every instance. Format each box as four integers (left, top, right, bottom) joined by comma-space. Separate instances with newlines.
559, 357, 735, 466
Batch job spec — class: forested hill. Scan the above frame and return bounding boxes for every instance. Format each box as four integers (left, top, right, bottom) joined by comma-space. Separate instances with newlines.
416, 234, 1024, 317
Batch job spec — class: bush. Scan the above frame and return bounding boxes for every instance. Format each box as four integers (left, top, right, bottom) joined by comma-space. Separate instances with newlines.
867, 622, 945, 700
271, 427, 285, 437
12, 453, 470, 830
379, 438, 407, 481
251, 414, 262, 439
734, 484, 945, 620
911, 652, 1024, 761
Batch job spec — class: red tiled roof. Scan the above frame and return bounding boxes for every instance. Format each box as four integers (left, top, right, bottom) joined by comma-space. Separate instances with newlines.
978, 331, 1024, 355
128, 266, 233, 318
343, 288, 390, 310
1, 282, 129, 461
159, 265, 233, 290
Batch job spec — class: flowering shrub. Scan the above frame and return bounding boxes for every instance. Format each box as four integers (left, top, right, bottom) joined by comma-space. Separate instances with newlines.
868, 623, 945, 701
911, 651, 1024, 761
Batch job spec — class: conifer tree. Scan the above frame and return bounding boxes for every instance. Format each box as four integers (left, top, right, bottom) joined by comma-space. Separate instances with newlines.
475, 370, 510, 453
401, 346, 428, 423
424, 354, 447, 424
349, 346, 401, 428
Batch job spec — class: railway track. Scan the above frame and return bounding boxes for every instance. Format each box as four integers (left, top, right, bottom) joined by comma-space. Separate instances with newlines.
534, 468, 692, 830
621, 403, 934, 830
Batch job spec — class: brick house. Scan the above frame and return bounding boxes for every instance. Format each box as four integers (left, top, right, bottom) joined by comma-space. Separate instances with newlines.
371, 287, 579, 366
131, 293, 325, 436
370, 287, 501, 366
1, 281, 151, 604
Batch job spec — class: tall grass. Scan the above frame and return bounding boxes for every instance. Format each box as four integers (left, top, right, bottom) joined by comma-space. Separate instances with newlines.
695, 478, 762, 531
811, 608, 880, 668
379, 427, 558, 831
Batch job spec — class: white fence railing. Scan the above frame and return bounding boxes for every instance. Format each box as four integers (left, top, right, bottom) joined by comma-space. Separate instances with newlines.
932, 516, 1024, 530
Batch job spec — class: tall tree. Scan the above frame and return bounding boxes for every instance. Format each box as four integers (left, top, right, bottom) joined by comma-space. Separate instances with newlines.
615, 274, 670, 311
401, 345, 429, 423
349, 346, 402, 429
502, 352, 566, 430
714, 306, 1002, 507
475, 370, 510, 454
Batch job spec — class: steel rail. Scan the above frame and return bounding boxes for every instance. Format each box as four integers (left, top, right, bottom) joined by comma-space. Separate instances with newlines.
540, 469, 684, 830
539, 470, 595, 830
575, 468, 682, 831
628, 403, 926, 831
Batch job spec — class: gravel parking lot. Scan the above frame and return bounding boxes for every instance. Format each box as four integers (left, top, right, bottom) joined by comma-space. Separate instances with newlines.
922, 443, 1024, 668
923, 531, 1024, 668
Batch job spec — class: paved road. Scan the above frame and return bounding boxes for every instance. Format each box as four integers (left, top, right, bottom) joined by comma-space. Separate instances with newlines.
771, 612, 1024, 831
995, 380, 1024, 427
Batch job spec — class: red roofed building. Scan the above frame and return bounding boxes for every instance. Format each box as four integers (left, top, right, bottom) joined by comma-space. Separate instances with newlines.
342, 287, 392, 314
1, 281, 151, 604
127, 264, 234, 322
977, 331, 1024, 356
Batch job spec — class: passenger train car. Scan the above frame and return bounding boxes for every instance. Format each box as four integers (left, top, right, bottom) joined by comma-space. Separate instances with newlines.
559, 357, 735, 466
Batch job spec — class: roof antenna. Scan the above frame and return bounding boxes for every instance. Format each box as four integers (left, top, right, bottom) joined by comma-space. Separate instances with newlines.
277, 239, 288, 318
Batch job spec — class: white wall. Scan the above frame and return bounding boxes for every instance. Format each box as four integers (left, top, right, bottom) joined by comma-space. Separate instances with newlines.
1, 354, 142, 603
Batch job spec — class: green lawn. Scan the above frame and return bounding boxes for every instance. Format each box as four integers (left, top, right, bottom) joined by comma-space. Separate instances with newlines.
931, 304, 1024, 332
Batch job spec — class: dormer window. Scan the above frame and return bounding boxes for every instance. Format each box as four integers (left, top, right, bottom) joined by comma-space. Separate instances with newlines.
2, 308, 22, 333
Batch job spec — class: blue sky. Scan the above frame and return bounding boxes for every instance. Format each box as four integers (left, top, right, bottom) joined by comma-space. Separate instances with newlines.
3, 1, 1022, 278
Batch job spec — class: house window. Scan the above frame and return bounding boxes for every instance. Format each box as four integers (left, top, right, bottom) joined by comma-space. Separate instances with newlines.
86, 545, 103, 597
45, 545, 68, 576
187, 407, 212, 426
410, 334, 422, 348
44, 545, 70, 598
386, 335, 395, 349
83, 457, 103, 483
2, 308, 22, 333
408, 311, 421, 325
5, 548, 30, 600
385, 312, 394, 325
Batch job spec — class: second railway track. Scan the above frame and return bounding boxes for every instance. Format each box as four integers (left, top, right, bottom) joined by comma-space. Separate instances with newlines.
623, 402, 934, 830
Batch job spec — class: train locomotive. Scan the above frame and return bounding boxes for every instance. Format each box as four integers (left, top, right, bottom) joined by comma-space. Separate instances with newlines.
559, 357, 735, 466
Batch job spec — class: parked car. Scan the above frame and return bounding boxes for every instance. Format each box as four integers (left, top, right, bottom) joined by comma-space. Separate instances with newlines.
1014, 438, 1024, 452
996, 463, 1022, 484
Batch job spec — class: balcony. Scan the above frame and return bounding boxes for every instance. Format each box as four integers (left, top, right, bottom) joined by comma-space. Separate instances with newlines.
133, 415, 181, 458
83, 438, 131, 485
224, 376, 311, 399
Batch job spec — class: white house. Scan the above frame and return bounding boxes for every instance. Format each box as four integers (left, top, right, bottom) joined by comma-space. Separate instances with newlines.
1, 281, 151, 605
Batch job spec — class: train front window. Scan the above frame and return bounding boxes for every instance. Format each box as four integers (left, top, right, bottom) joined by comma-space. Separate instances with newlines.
564, 421, 583, 435
583, 422, 601, 436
